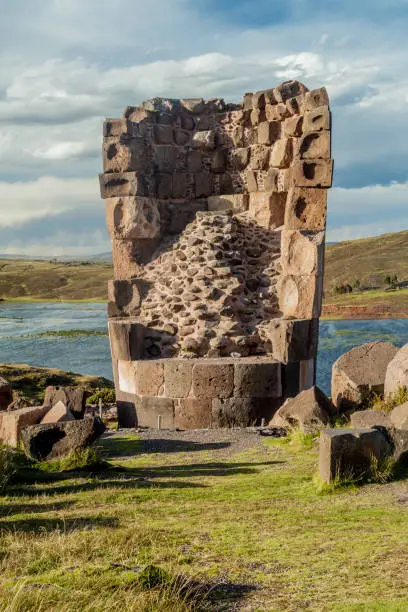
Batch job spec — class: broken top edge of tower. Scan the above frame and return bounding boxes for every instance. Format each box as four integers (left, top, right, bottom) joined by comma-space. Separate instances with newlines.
100, 79, 333, 429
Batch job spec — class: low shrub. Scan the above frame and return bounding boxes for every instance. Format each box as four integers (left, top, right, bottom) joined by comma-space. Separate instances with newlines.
39, 446, 107, 473
365, 386, 408, 413
0, 445, 32, 491
87, 387, 116, 405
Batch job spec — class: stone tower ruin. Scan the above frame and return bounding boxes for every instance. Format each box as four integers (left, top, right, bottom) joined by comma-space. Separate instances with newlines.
100, 80, 332, 428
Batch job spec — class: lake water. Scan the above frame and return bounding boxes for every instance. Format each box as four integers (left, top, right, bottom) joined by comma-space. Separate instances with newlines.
1, 302, 408, 395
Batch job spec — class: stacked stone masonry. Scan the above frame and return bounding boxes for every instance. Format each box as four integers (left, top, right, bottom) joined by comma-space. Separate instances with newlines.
100, 80, 333, 428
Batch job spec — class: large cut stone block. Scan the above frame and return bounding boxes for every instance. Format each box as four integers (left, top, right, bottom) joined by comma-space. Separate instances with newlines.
107, 279, 148, 317
304, 88, 329, 111
99, 172, 148, 198
192, 362, 234, 399
303, 106, 331, 132
103, 137, 149, 174
284, 187, 327, 230
111, 239, 157, 279
154, 124, 174, 144
208, 194, 249, 213
249, 145, 270, 170
234, 361, 282, 397
118, 360, 164, 396
291, 159, 333, 188
22, 417, 106, 460
41, 401, 75, 424
332, 342, 398, 411
384, 343, 408, 400
268, 318, 319, 363
274, 80, 308, 103
109, 320, 145, 362
270, 138, 293, 168
270, 386, 333, 433
257, 121, 280, 145
212, 397, 280, 427
281, 230, 325, 276
350, 410, 392, 429
175, 399, 212, 429
163, 360, 193, 398
249, 191, 286, 229
230, 147, 250, 170
278, 274, 323, 319
298, 131, 331, 160
319, 428, 391, 484
0, 406, 48, 447
43, 386, 87, 419
136, 397, 175, 428
106, 197, 160, 240
283, 115, 303, 138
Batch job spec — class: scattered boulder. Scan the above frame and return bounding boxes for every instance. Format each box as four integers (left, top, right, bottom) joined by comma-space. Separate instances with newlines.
41, 400, 75, 424
21, 416, 106, 460
331, 341, 398, 411
0, 377, 13, 411
384, 343, 408, 400
350, 409, 391, 429
43, 386, 87, 419
269, 386, 334, 433
319, 428, 391, 484
0, 405, 48, 447
390, 402, 408, 430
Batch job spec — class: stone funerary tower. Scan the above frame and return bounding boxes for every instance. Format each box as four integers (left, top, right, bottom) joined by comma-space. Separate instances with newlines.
100, 79, 332, 428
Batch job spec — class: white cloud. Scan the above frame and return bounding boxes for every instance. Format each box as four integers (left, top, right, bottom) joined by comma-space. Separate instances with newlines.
0, 176, 98, 227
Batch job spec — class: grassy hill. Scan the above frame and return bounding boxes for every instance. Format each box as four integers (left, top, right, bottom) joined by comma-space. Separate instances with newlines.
324, 230, 408, 294
1, 231, 408, 317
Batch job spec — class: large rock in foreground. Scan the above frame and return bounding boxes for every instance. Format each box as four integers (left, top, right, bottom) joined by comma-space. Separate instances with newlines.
319, 428, 391, 484
331, 342, 398, 411
0, 377, 13, 411
390, 402, 408, 430
269, 386, 334, 433
21, 417, 106, 460
0, 405, 48, 447
350, 409, 391, 429
43, 386, 87, 419
384, 344, 408, 400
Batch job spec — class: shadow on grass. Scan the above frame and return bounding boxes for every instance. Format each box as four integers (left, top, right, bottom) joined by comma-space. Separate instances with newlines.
0, 500, 75, 517
0, 515, 119, 534
101, 436, 232, 458
8, 460, 282, 498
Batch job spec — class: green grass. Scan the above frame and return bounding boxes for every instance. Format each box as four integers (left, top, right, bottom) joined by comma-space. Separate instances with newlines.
1, 432, 408, 610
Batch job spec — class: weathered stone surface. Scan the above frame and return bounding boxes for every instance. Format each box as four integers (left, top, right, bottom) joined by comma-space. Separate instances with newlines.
21, 417, 106, 460
270, 386, 333, 432
108, 279, 147, 317
303, 106, 330, 132
106, 197, 160, 240
304, 88, 329, 111
384, 344, 408, 400
270, 138, 293, 168
283, 115, 303, 138
0, 405, 48, 447
390, 402, 408, 429
278, 274, 322, 319
234, 361, 282, 397
136, 397, 175, 428
319, 428, 391, 484
331, 342, 398, 411
109, 320, 145, 362
284, 187, 327, 230
258, 121, 280, 146
291, 159, 333, 188
350, 409, 392, 429
298, 131, 331, 160
274, 80, 308, 103
99, 172, 147, 198
43, 386, 87, 419
175, 399, 212, 429
0, 377, 12, 411
249, 191, 286, 228
268, 318, 319, 363
41, 401, 75, 424
191, 362, 234, 399
164, 361, 193, 398
281, 230, 325, 276
208, 194, 249, 213
212, 397, 280, 427
192, 130, 215, 150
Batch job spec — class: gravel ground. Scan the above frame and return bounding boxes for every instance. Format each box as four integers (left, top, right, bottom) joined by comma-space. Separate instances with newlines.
103, 427, 283, 460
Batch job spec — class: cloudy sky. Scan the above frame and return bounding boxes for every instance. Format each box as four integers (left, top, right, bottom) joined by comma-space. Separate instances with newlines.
0, 0, 407, 255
